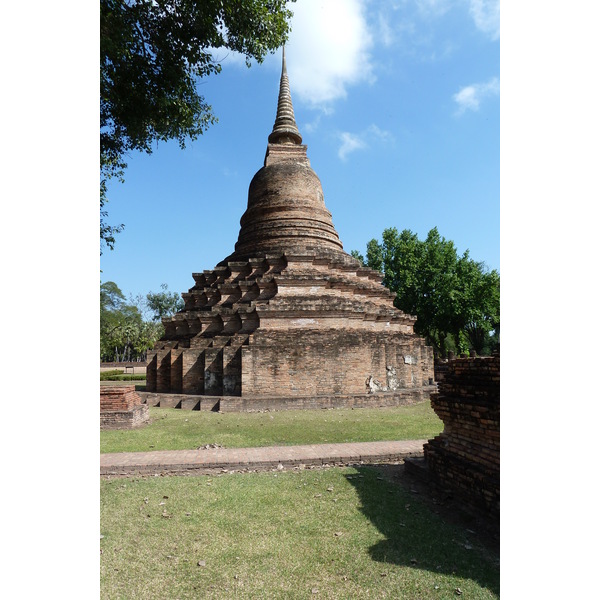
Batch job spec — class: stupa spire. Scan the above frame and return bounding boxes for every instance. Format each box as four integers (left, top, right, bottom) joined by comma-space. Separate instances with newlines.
268, 46, 302, 145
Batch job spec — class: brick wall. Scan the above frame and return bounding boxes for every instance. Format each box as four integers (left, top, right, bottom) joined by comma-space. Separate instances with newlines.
433, 358, 450, 384
100, 385, 143, 411
146, 251, 435, 404
242, 329, 434, 398
139, 392, 219, 411
100, 385, 149, 429
138, 387, 436, 413
100, 404, 149, 429
219, 387, 435, 412
423, 354, 499, 520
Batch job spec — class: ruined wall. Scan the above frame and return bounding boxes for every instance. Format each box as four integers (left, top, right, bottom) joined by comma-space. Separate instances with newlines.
219, 388, 432, 412
138, 387, 434, 412
433, 358, 450, 384
100, 385, 149, 429
423, 354, 500, 520
241, 329, 434, 397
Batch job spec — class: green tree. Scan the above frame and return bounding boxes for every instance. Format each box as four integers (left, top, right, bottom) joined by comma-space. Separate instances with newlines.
146, 283, 184, 322
100, 281, 144, 361
100, 280, 127, 313
101, 0, 295, 252
454, 254, 500, 354
358, 227, 500, 356
350, 249, 365, 265
100, 282, 185, 361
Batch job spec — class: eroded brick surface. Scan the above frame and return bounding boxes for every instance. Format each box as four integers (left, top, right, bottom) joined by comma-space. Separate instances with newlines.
424, 355, 500, 520
100, 386, 149, 429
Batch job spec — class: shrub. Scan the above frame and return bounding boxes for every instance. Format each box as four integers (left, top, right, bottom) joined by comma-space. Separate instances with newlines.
100, 372, 146, 381
100, 370, 124, 379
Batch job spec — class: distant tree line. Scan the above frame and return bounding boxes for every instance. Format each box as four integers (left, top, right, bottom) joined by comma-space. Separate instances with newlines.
100, 282, 184, 362
352, 227, 500, 357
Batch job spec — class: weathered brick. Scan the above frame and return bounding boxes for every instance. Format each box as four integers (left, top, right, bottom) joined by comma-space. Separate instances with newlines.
424, 355, 500, 521
100, 386, 149, 429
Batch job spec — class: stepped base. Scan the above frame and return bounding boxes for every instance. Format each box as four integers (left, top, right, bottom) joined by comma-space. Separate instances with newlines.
146, 252, 435, 407
139, 386, 436, 413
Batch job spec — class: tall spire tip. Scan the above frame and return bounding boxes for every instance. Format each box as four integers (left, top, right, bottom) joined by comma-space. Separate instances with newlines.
268, 45, 302, 145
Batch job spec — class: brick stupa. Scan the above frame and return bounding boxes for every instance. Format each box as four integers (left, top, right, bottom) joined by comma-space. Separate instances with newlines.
145, 50, 435, 411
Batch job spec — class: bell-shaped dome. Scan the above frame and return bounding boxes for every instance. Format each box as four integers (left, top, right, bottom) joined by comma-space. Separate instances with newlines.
234, 158, 344, 257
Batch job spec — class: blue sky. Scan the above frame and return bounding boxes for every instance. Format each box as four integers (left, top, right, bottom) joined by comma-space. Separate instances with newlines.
100, 0, 500, 302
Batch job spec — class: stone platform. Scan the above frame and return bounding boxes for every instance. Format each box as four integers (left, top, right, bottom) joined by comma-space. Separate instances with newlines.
139, 386, 436, 412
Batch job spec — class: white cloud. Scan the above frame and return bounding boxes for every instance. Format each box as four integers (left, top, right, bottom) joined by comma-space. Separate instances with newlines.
303, 114, 322, 134
285, 0, 375, 108
337, 124, 394, 161
453, 77, 499, 115
372, 1, 499, 56
338, 132, 367, 161
366, 124, 394, 142
377, 11, 396, 47
415, 0, 454, 18
468, 0, 500, 40
413, 0, 500, 39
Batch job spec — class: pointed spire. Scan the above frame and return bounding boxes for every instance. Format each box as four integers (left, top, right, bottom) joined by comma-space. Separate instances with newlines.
268, 46, 303, 145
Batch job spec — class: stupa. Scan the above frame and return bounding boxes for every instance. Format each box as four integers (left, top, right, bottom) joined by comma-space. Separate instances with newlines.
145, 49, 435, 411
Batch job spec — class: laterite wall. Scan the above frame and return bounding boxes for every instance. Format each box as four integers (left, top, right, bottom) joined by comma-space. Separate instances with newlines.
100, 385, 149, 429
242, 329, 434, 397
424, 354, 500, 520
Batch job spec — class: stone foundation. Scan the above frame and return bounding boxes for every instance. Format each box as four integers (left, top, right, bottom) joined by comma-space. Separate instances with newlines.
145, 253, 435, 406
100, 385, 149, 429
139, 386, 436, 412
140, 392, 218, 411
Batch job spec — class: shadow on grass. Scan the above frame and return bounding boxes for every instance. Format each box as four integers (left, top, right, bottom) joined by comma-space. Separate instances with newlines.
346, 464, 500, 596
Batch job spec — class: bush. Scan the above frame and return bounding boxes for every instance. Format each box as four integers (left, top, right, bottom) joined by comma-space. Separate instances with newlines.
100, 372, 146, 381
100, 370, 124, 379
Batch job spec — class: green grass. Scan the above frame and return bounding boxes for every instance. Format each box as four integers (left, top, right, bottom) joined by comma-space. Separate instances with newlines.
100, 381, 147, 392
100, 467, 499, 599
100, 402, 444, 454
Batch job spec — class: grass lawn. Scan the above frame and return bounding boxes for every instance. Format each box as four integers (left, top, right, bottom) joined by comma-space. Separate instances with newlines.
100, 381, 147, 392
100, 402, 444, 454
101, 466, 499, 599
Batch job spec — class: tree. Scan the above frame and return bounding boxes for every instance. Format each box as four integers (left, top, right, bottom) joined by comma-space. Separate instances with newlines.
100, 282, 185, 361
100, 281, 144, 361
350, 249, 365, 264
146, 283, 184, 322
454, 254, 500, 354
357, 227, 500, 356
100, 280, 127, 313
100, 0, 295, 252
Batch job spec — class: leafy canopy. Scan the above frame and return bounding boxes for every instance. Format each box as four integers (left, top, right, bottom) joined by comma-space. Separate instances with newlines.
146, 283, 185, 322
100, 281, 183, 362
100, 0, 295, 252
354, 227, 500, 356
